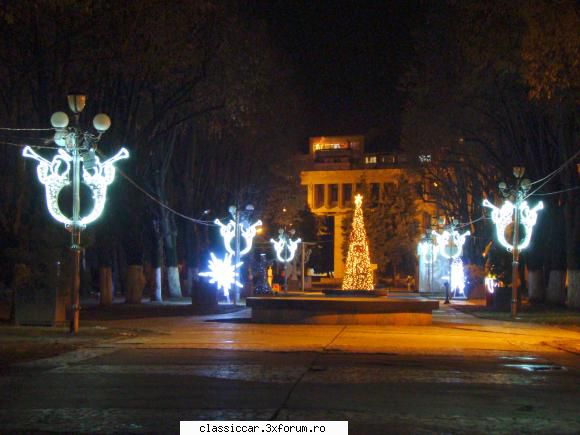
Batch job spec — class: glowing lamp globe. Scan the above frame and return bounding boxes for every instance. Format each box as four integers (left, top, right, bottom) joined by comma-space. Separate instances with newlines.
50, 112, 69, 129
93, 114, 111, 132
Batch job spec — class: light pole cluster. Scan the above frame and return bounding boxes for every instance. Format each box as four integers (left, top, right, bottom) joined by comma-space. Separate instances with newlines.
483, 166, 543, 317
270, 228, 301, 291
22, 94, 129, 334
200, 204, 261, 304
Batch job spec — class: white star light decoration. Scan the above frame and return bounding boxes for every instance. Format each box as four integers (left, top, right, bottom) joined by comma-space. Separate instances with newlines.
199, 253, 243, 299
270, 234, 301, 263
22, 146, 129, 227
483, 199, 543, 251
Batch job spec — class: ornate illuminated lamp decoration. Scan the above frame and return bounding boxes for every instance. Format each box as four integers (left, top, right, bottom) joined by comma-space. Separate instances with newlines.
199, 252, 243, 299
450, 258, 466, 296
417, 235, 437, 264
342, 194, 374, 290
433, 229, 470, 259
434, 227, 469, 297
22, 146, 129, 228
482, 199, 543, 251
270, 230, 302, 263
214, 218, 263, 257
485, 275, 497, 294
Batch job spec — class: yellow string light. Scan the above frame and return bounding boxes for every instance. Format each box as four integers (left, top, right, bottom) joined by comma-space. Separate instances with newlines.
342, 194, 374, 290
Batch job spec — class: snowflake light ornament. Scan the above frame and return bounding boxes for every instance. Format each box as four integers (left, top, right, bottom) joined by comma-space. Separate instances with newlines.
199, 252, 243, 298
483, 199, 543, 251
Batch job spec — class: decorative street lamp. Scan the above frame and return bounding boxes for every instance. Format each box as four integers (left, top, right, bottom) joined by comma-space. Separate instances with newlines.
200, 205, 261, 304
22, 94, 129, 334
483, 166, 543, 317
433, 223, 470, 302
270, 228, 301, 291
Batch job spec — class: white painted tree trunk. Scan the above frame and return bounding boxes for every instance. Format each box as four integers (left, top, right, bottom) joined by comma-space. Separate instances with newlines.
99, 266, 113, 306
167, 266, 182, 299
125, 265, 145, 304
566, 269, 580, 308
546, 270, 566, 304
527, 270, 544, 302
152, 267, 163, 302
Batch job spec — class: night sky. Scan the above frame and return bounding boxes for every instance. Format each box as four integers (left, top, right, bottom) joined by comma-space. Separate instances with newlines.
257, 0, 420, 152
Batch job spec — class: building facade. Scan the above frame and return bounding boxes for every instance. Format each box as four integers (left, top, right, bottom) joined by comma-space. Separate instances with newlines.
300, 135, 438, 279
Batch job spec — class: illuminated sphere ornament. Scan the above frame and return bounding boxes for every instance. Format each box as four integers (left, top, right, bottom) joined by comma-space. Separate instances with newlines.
342, 194, 374, 290
93, 113, 112, 132
50, 111, 69, 129
483, 199, 543, 251
22, 146, 129, 227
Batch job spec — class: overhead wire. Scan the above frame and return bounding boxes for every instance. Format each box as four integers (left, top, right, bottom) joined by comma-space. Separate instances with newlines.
0, 140, 59, 150
528, 148, 580, 186
0, 126, 53, 131
531, 185, 580, 196
114, 167, 218, 227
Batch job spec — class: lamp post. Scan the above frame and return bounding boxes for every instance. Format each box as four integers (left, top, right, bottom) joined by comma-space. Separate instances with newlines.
270, 228, 301, 291
228, 204, 259, 304
483, 167, 543, 317
433, 220, 470, 301
300, 242, 318, 291
22, 94, 129, 334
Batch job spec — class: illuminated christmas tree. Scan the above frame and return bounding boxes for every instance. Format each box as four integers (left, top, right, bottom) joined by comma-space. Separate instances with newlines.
342, 194, 374, 290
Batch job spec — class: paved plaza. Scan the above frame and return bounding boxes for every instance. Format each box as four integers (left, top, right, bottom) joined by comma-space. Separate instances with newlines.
0, 301, 579, 434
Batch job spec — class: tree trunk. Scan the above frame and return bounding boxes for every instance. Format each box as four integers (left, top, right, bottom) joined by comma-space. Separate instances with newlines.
186, 267, 197, 298
99, 266, 113, 305
125, 265, 145, 304
545, 270, 566, 305
567, 270, 580, 308
166, 266, 181, 299
546, 206, 567, 305
163, 211, 182, 298
153, 267, 163, 301
151, 218, 163, 302
527, 269, 544, 303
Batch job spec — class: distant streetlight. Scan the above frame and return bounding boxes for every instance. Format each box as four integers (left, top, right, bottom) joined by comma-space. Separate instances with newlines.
483, 166, 543, 317
22, 94, 128, 334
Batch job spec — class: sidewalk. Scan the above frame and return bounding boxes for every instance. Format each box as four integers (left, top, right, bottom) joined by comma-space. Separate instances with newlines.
3, 294, 580, 369
76, 296, 580, 362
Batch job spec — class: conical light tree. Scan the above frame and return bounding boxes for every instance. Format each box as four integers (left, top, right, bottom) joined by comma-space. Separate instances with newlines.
342, 194, 374, 290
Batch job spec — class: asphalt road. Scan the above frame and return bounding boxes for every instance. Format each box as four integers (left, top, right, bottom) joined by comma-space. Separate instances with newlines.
1, 345, 578, 433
